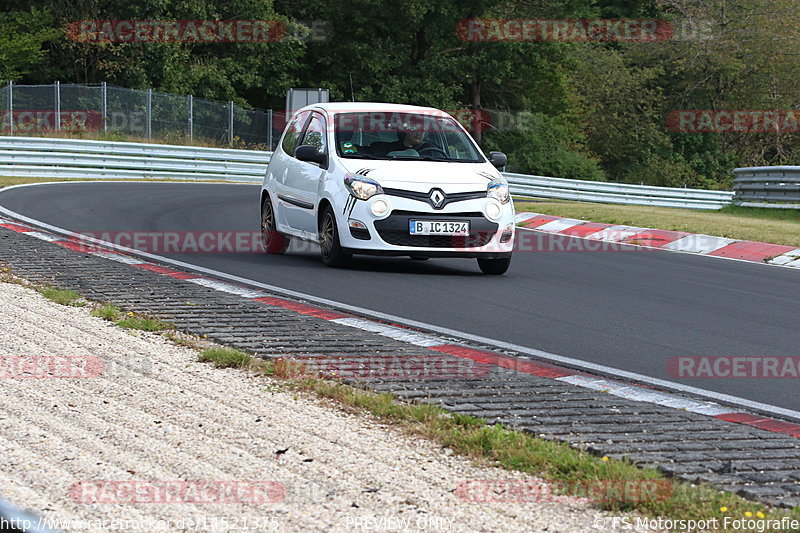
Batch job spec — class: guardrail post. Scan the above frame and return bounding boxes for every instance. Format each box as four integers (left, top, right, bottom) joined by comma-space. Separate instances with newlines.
146, 88, 152, 139
101, 82, 107, 133
267, 109, 273, 149
187, 94, 193, 142
55, 80, 61, 131
6, 80, 12, 135
228, 101, 234, 144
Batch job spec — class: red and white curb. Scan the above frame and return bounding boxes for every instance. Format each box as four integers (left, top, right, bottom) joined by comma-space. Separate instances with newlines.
3, 214, 800, 440
515, 212, 800, 267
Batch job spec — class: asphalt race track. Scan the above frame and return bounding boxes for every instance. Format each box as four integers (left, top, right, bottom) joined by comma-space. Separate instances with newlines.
2, 181, 799, 412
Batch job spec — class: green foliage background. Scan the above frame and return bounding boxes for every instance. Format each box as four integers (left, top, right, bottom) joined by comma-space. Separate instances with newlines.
3, 0, 799, 188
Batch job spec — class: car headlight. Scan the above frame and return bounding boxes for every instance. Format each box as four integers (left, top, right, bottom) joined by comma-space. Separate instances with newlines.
344, 174, 383, 200
487, 179, 510, 204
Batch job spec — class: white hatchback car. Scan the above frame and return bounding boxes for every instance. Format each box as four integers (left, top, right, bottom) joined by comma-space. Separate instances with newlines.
260, 103, 515, 274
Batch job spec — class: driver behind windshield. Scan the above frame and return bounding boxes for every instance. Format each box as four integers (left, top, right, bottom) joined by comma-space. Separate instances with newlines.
368, 123, 434, 157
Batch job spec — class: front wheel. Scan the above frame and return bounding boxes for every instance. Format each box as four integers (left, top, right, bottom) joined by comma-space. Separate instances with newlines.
319, 206, 351, 267
261, 195, 290, 254
477, 256, 511, 275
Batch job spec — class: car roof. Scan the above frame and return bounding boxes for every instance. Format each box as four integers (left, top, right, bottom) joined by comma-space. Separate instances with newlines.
297, 102, 448, 115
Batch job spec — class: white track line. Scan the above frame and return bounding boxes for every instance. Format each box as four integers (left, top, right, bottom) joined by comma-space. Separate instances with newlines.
585, 225, 645, 242
663, 235, 736, 254
513, 212, 539, 223
534, 218, 585, 233
771, 248, 800, 265
187, 277, 270, 298
25, 231, 62, 242
331, 317, 445, 347
556, 375, 730, 416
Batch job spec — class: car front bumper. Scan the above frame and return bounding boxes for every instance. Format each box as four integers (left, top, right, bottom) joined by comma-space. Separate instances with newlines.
336, 194, 515, 257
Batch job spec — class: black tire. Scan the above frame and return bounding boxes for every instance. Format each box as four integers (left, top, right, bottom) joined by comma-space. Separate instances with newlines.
477, 256, 511, 275
261, 195, 290, 254
319, 205, 351, 267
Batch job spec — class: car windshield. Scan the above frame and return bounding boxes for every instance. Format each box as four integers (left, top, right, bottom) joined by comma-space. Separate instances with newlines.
333, 112, 484, 163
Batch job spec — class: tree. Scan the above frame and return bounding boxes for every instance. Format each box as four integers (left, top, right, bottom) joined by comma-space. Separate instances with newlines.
0, 8, 60, 81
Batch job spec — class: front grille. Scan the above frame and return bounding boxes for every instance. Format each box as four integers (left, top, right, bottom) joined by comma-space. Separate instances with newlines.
376, 232, 495, 247
383, 188, 485, 209
374, 211, 498, 248
389, 210, 484, 217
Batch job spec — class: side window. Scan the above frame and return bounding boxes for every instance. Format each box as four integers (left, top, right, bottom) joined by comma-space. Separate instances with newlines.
441, 123, 480, 161
301, 113, 327, 152
281, 111, 310, 156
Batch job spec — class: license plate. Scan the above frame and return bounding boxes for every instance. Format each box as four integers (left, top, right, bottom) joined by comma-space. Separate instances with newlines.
409, 220, 470, 236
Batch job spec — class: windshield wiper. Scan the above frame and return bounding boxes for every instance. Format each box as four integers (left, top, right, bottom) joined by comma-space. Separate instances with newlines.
420, 156, 454, 162
341, 153, 390, 160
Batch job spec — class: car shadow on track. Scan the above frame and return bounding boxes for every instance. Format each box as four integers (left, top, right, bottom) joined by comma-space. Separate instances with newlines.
285, 251, 485, 276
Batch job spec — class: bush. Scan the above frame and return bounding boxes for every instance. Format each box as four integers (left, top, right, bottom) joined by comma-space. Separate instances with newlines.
483, 112, 605, 181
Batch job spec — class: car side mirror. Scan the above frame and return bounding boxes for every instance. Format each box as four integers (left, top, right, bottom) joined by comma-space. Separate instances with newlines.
488, 151, 507, 169
295, 145, 327, 166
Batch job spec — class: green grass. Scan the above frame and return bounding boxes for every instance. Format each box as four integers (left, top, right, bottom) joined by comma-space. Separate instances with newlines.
164, 331, 206, 350
198, 346, 253, 369
197, 348, 303, 375
115, 313, 170, 332
720, 204, 800, 221
90, 303, 122, 321
198, 346, 276, 374
285, 378, 799, 527
37, 286, 84, 306
515, 199, 800, 247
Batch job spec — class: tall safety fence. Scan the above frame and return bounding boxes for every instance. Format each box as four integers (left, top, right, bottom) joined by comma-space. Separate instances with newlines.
0, 82, 281, 149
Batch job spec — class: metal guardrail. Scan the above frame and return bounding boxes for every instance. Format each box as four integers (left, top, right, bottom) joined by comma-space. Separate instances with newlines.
733, 166, 800, 208
0, 136, 734, 209
505, 173, 733, 210
0, 136, 270, 182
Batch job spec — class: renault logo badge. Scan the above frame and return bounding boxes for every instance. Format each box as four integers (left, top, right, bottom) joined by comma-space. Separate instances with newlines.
429, 189, 445, 209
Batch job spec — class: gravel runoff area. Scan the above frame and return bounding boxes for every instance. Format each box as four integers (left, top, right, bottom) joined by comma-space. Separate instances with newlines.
0, 279, 660, 533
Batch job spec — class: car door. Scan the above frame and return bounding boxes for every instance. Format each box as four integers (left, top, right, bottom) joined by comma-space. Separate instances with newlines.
282, 111, 328, 235
273, 110, 311, 233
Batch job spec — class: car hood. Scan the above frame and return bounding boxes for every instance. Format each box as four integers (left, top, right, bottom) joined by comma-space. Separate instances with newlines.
337, 159, 501, 192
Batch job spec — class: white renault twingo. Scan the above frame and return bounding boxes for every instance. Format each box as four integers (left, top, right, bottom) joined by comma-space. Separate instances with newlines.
260, 103, 514, 274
